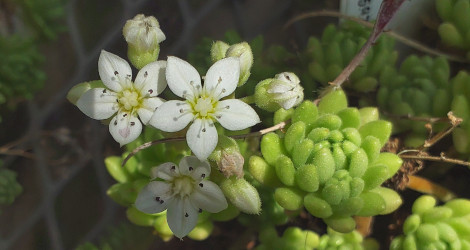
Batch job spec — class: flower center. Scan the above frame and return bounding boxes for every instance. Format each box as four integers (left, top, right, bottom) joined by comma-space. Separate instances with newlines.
193, 97, 215, 118
118, 88, 142, 112
172, 176, 195, 197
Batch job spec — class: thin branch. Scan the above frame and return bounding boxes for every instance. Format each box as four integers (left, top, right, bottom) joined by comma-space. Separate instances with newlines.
0, 149, 35, 159
122, 121, 289, 166
420, 112, 462, 149
284, 10, 467, 63
407, 175, 456, 202
383, 111, 451, 123
399, 153, 470, 167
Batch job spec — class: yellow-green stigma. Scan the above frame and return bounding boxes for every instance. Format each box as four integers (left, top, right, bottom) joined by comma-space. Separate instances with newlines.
118, 88, 142, 112
172, 176, 195, 197
193, 96, 216, 119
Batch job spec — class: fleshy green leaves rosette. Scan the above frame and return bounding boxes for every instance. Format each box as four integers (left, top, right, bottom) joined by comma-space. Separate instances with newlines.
391, 195, 470, 249
249, 89, 403, 233
436, 0, 470, 59
451, 71, 470, 154
307, 21, 397, 93
377, 55, 451, 147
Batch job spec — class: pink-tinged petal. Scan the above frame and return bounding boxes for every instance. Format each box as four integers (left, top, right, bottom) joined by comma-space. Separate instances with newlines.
98, 50, 132, 92
190, 180, 228, 213
137, 97, 164, 125
149, 100, 194, 132
186, 119, 218, 160
135, 181, 173, 214
178, 156, 211, 178
135, 61, 167, 97
109, 113, 142, 146
215, 99, 260, 131
165, 56, 201, 99
166, 197, 199, 239
77, 88, 118, 120
151, 162, 180, 180
204, 57, 240, 99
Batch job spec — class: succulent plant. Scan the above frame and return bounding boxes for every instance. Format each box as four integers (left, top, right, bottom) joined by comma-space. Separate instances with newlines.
307, 21, 397, 93
391, 195, 470, 249
436, 0, 470, 59
451, 71, 470, 154
377, 55, 451, 147
249, 89, 403, 233
255, 226, 319, 250
317, 227, 379, 250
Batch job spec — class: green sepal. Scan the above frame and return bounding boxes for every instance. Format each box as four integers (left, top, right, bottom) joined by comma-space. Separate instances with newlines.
127, 44, 160, 70
105, 156, 130, 183
154, 215, 173, 240
220, 177, 261, 214
67, 80, 105, 105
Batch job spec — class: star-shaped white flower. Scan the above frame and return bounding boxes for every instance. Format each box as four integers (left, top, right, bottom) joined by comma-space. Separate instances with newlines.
77, 50, 167, 146
135, 156, 227, 238
149, 56, 260, 160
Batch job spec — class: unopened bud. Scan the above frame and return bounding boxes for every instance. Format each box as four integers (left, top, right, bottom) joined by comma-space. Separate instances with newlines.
209, 136, 244, 178
225, 42, 253, 86
255, 72, 304, 112
123, 14, 166, 69
220, 177, 261, 214
210, 41, 229, 62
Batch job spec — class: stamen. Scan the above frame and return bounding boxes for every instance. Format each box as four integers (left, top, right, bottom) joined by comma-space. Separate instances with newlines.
144, 71, 148, 77
114, 71, 119, 75
221, 88, 226, 93
148, 89, 153, 94
160, 200, 164, 204
123, 114, 127, 117
155, 196, 160, 201
198, 208, 202, 213
130, 122, 135, 126
114, 120, 117, 126
185, 213, 189, 217
218, 76, 222, 83
199, 183, 203, 187
102, 89, 107, 93
171, 165, 176, 170
201, 174, 206, 178
202, 128, 206, 132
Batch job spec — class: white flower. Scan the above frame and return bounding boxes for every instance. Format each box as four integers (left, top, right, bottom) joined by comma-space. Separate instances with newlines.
267, 72, 304, 110
149, 56, 260, 160
135, 156, 228, 238
77, 50, 167, 146
123, 14, 166, 51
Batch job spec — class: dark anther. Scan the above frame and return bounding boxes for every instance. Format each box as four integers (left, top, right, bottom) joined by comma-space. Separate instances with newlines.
198, 208, 202, 213
171, 165, 176, 170
185, 213, 189, 217
221, 88, 226, 93
148, 89, 153, 94
127, 74, 131, 78
114, 71, 119, 75
226, 105, 230, 109
130, 122, 135, 126
189, 167, 193, 171
114, 120, 117, 126
160, 200, 164, 204
285, 74, 291, 81
179, 109, 184, 113
218, 76, 222, 83
202, 128, 206, 132
123, 114, 127, 117
116, 99, 119, 103
199, 183, 203, 187
144, 71, 148, 77
102, 89, 107, 93
155, 196, 160, 201
201, 173, 205, 178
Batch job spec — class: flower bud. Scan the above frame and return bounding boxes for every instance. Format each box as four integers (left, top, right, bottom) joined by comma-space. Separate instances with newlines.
255, 72, 304, 112
67, 80, 105, 105
123, 14, 166, 69
209, 136, 244, 178
220, 177, 261, 214
225, 42, 253, 86
210, 41, 229, 62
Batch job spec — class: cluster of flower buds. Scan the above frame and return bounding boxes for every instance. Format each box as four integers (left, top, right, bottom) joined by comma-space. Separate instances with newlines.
436, 0, 470, 59
211, 41, 253, 86
249, 89, 402, 233
377, 55, 451, 147
307, 21, 397, 92
391, 195, 470, 249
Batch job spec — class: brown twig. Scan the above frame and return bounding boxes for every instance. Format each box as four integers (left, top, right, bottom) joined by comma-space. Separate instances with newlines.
406, 175, 456, 202
399, 152, 470, 167
383, 112, 451, 124
420, 112, 462, 149
122, 121, 289, 166
284, 10, 467, 63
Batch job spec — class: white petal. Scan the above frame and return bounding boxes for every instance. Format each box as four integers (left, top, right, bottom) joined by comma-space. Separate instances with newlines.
267, 81, 292, 94
155, 28, 166, 43
137, 97, 164, 125
204, 57, 240, 99
167, 197, 199, 239
109, 113, 142, 146
151, 162, 179, 180
135, 181, 173, 214
215, 99, 260, 131
98, 50, 132, 92
178, 156, 211, 178
149, 100, 194, 132
190, 180, 228, 213
186, 119, 218, 160
135, 61, 167, 97
278, 96, 298, 110
165, 56, 201, 99
77, 88, 118, 120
